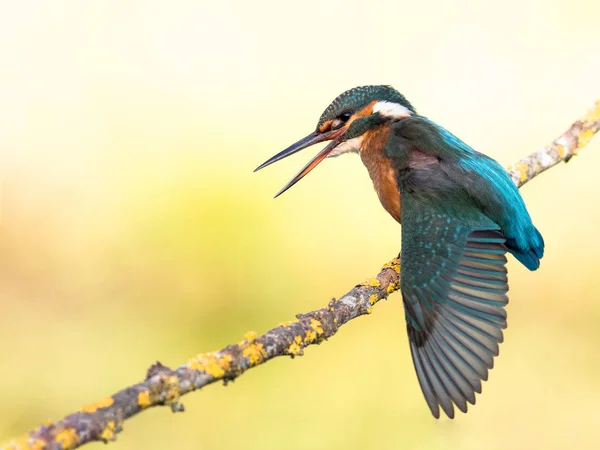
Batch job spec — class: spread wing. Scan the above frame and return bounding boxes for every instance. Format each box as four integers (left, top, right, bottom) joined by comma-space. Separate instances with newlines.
401, 205, 509, 419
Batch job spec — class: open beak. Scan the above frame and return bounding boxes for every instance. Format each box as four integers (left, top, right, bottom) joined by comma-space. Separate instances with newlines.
254, 128, 346, 198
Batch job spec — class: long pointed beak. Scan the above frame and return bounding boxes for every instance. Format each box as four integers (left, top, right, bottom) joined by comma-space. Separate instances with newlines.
254, 128, 346, 197
272, 139, 339, 198
254, 129, 342, 172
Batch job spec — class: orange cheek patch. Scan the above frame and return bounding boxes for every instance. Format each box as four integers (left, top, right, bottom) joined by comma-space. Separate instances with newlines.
321, 100, 378, 133
346, 100, 378, 127
358, 100, 377, 117
319, 120, 333, 133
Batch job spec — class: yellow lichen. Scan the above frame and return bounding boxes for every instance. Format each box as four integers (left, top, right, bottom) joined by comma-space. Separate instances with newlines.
163, 375, 181, 403
287, 336, 304, 356
577, 129, 595, 151
555, 143, 565, 158
31, 439, 47, 450
137, 390, 151, 408
382, 259, 401, 273
369, 294, 378, 305
188, 352, 232, 378
242, 342, 267, 366
310, 318, 323, 335
80, 396, 114, 413
244, 331, 257, 342
279, 319, 298, 327
304, 329, 317, 343
387, 281, 400, 295
362, 277, 381, 287
513, 161, 529, 183
142, 374, 182, 410
100, 420, 116, 442
54, 428, 80, 449
287, 342, 302, 355
366, 307, 373, 314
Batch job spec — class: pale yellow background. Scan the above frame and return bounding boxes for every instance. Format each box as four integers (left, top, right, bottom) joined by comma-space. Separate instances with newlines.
1, 1, 600, 449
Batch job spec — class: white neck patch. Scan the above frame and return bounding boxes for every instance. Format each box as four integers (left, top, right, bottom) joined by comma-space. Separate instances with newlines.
372, 101, 412, 119
327, 136, 363, 158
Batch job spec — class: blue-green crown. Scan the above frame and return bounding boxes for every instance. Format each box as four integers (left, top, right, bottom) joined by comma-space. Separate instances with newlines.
317, 85, 415, 128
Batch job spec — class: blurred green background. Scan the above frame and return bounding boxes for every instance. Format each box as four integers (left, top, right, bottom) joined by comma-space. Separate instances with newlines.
1, 1, 600, 449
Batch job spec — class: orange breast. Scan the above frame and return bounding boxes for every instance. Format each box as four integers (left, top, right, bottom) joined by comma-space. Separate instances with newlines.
360, 125, 402, 223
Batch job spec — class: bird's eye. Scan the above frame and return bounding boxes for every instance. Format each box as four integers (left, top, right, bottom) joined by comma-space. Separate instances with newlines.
331, 112, 353, 130
340, 112, 352, 122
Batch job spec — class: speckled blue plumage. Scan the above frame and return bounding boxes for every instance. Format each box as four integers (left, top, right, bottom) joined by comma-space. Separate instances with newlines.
388, 116, 544, 270
400, 192, 509, 418
388, 114, 543, 418
263, 84, 545, 419
317, 85, 416, 129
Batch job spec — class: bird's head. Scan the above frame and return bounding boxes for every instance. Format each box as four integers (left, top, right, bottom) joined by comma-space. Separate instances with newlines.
254, 85, 415, 197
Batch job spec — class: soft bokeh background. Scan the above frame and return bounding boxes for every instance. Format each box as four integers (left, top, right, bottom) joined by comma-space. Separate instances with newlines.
1, 1, 600, 449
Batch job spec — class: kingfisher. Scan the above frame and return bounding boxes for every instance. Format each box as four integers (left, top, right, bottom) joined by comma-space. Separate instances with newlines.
255, 85, 544, 419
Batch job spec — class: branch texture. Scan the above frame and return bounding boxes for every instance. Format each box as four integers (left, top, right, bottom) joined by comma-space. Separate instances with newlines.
3, 101, 600, 450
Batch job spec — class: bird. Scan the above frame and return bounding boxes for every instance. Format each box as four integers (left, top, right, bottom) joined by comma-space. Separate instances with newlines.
254, 85, 544, 419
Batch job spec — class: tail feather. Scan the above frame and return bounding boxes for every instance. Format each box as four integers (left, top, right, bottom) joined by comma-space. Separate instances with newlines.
506, 227, 544, 271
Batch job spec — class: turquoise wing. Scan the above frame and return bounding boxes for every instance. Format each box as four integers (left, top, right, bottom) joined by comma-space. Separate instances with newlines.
401, 206, 509, 419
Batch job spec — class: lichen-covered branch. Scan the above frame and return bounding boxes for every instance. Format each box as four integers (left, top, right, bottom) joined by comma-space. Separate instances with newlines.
506, 101, 600, 188
2, 101, 599, 450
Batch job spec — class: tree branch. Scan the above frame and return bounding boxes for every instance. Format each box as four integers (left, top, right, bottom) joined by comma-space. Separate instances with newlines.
3, 101, 600, 450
